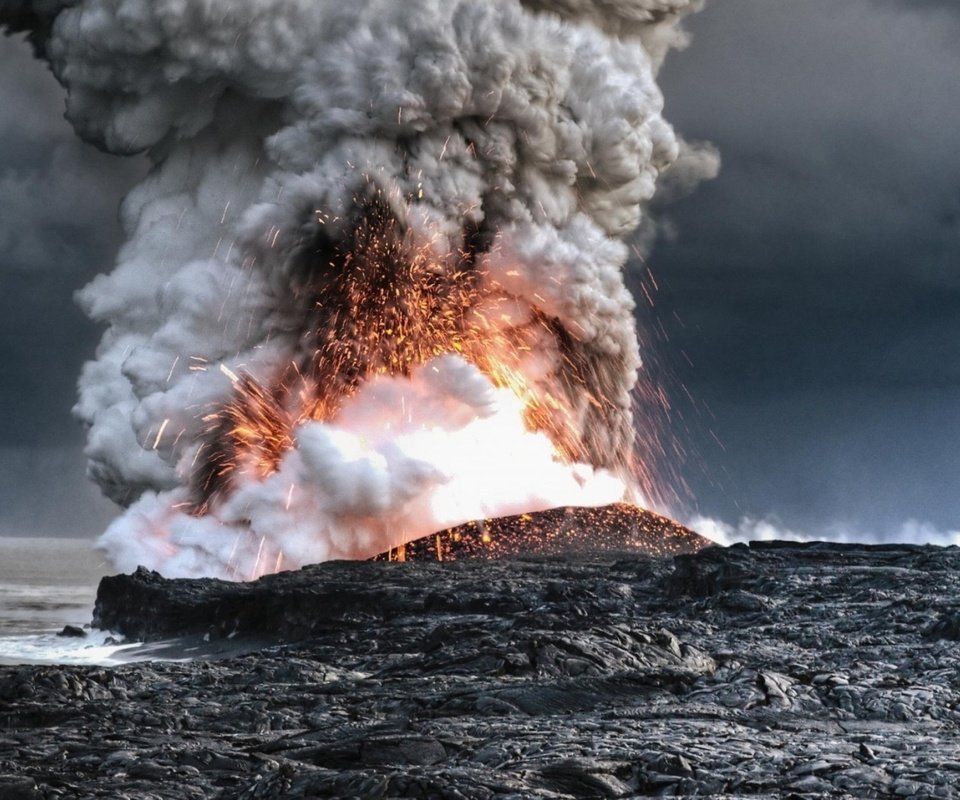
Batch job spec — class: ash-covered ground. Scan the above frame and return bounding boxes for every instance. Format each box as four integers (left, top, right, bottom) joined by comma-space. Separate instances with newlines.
3, 540, 960, 799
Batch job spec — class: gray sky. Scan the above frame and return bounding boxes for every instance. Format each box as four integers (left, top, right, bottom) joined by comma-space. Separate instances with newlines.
650, 0, 960, 536
1, 0, 959, 539
0, 32, 144, 537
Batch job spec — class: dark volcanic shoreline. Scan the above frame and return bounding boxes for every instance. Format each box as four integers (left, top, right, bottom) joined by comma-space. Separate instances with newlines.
4, 542, 960, 799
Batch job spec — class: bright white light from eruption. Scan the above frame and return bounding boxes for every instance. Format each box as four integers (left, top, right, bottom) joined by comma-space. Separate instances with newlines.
99, 356, 627, 579
4, 0, 719, 580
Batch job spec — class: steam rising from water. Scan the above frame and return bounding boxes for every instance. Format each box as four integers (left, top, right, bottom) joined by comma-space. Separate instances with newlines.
689, 515, 960, 548
4, 0, 717, 578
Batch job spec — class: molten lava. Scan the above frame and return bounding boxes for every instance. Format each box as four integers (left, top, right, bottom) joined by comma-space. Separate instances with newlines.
193, 191, 639, 523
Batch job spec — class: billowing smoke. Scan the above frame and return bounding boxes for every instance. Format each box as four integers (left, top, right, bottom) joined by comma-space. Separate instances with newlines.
3, 0, 717, 578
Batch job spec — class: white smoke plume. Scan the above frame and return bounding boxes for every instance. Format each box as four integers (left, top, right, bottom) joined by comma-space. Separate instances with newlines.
4, 0, 716, 578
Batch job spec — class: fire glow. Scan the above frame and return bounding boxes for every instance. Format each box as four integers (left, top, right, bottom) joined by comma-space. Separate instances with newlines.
194, 193, 628, 512
9, 0, 719, 579
107, 191, 635, 580
95, 186, 660, 579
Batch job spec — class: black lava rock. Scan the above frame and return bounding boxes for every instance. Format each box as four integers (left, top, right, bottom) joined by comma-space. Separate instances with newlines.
0, 775, 40, 800
4, 541, 960, 799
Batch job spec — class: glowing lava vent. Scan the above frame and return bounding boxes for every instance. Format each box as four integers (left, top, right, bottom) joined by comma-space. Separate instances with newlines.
27, 0, 722, 581
195, 193, 633, 506
138, 192, 654, 579
375, 503, 710, 562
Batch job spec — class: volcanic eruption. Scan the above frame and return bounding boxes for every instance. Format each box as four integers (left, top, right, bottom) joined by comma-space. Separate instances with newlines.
3, 0, 718, 578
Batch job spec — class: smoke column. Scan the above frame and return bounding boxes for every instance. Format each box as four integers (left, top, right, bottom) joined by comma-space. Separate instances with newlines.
3, 0, 717, 578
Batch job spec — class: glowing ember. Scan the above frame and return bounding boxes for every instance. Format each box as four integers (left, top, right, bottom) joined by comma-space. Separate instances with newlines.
97, 351, 630, 580
14, 0, 719, 580
94, 189, 683, 581
375, 503, 710, 562
193, 193, 636, 515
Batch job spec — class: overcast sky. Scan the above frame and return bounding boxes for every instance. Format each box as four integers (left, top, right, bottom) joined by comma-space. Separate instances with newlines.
1, 0, 959, 540
650, 0, 960, 538
0, 29, 145, 537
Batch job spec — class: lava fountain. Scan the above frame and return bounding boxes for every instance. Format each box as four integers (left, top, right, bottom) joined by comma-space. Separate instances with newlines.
3, 0, 718, 578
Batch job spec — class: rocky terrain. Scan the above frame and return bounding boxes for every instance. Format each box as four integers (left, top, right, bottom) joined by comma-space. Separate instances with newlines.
3, 537, 960, 798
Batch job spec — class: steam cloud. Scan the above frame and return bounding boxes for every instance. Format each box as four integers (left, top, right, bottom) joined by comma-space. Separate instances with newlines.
689, 515, 960, 548
3, 0, 717, 578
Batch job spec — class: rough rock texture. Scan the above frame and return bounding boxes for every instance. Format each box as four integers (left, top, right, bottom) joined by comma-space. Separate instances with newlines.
374, 504, 709, 562
3, 541, 960, 798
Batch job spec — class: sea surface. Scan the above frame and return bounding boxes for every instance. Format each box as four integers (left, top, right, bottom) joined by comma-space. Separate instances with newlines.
0, 537, 142, 665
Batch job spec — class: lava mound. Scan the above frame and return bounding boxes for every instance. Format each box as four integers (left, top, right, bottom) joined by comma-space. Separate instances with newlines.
374, 503, 710, 562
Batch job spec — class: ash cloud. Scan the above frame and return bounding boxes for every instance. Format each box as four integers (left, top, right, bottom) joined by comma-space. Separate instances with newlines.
3, 1, 715, 576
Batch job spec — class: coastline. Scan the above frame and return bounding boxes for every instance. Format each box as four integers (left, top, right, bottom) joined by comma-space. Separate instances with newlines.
3, 542, 960, 798
0, 538, 111, 665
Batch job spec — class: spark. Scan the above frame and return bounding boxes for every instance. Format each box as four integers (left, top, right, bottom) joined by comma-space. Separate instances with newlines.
153, 419, 170, 450
646, 267, 659, 292
187, 191, 673, 550
251, 535, 266, 581
226, 533, 242, 578
640, 281, 655, 308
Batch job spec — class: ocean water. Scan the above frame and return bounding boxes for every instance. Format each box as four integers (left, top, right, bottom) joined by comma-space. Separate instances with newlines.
0, 537, 142, 665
